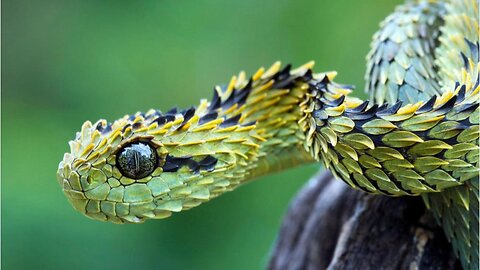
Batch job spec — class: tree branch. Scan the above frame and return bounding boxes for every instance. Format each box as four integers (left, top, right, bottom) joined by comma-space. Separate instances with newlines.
269, 171, 460, 270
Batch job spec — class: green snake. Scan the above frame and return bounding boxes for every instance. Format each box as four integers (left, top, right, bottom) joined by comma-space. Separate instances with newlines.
57, 0, 479, 268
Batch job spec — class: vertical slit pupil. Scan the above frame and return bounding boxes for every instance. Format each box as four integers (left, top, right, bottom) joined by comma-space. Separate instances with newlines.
117, 142, 157, 179
133, 151, 140, 175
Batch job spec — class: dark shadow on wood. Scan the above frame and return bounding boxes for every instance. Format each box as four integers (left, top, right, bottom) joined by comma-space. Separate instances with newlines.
268, 171, 460, 270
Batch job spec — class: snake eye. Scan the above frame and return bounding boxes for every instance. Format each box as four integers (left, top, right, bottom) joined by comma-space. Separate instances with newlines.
116, 142, 158, 179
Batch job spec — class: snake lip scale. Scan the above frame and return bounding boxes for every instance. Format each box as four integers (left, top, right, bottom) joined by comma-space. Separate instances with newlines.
57, 0, 479, 269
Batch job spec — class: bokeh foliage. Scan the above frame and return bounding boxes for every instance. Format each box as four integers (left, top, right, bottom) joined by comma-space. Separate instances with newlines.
3, 0, 400, 269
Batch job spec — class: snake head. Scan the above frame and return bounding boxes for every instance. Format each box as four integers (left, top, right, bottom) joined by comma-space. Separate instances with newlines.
57, 103, 262, 223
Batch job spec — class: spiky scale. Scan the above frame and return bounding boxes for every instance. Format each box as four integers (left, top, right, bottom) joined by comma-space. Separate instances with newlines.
428, 121, 465, 139
334, 142, 359, 161
382, 130, 423, 147
361, 119, 397, 134
329, 117, 355, 133
413, 156, 449, 173
383, 159, 414, 172
408, 140, 453, 156
367, 147, 404, 161
444, 143, 478, 159
343, 133, 375, 150
401, 114, 444, 131
457, 125, 480, 142
358, 155, 382, 169
424, 170, 459, 189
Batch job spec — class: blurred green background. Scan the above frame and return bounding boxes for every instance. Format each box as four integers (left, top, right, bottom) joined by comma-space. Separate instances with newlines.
3, 0, 400, 269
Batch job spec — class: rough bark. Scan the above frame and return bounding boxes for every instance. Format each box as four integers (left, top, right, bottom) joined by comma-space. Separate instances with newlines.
268, 171, 461, 270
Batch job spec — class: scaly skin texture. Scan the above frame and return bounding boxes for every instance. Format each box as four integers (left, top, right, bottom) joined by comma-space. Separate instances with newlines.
57, 0, 479, 268
366, 1, 479, 269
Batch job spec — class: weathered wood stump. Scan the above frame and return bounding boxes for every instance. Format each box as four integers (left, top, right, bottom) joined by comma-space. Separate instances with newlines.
269, 171, 460, 270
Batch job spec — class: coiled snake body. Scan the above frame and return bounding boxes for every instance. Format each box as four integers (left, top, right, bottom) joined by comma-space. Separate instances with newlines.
57, 0, 479, 268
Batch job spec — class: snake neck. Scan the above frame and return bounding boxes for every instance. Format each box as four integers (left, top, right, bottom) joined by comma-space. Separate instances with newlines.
183, 62, 341, 183
182, 61, 372, 187
154, 61, 367, 190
